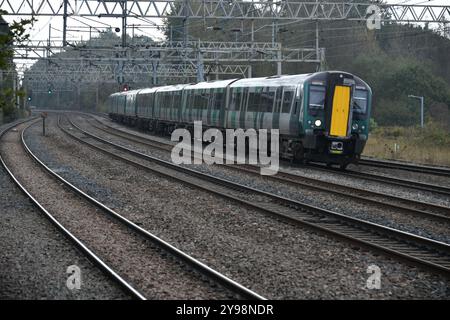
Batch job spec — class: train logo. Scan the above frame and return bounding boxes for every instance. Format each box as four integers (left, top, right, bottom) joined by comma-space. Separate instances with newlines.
171, 121, 280, 175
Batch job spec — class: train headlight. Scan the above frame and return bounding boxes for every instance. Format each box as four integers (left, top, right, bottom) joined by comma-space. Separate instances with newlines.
314, 119, 322, 127
352, 123, 359, 130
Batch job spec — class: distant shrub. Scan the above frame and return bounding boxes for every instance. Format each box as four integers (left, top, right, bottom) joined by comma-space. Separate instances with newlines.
369, 118, 378, 131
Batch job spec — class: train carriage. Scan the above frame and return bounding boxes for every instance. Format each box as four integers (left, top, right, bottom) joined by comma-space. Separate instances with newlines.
154, 84, 186, 124
107, 71, 372, 168
227, 75, 305, 135
182, 79, 235, 128
108, 92, 127, 122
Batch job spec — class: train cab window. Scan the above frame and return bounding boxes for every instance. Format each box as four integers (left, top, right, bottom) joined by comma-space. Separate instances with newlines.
308, 85, 325, 116
309, 85, 325, 109
281, 90, 294, 113
353, 89, 368, 115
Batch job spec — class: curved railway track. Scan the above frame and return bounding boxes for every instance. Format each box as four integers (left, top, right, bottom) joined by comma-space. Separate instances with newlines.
88, 113, 450, 196
83, 115, 450, 224
1, 118, 264, 300
0, 119, 145, 300
61, 114, 450, 276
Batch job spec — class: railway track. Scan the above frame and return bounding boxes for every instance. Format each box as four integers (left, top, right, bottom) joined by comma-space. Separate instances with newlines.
89, 115, 450, 197
0, 119, 145, 300
308, 163, 450, 197
84, 115, 450, 223
359, 157, 450, 178
62, 114, 450, 276
1, 118, 264, 300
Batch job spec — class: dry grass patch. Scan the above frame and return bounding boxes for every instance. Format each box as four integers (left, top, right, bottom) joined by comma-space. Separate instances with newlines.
363, 124, 450, 167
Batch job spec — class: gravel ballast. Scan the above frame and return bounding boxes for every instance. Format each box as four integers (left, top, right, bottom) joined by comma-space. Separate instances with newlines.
2, 120, 233, 300
0, 120, 131, 299
25, 114, 450, 299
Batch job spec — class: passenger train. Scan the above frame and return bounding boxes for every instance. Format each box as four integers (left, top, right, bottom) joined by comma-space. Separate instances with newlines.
107, 71, 372, 169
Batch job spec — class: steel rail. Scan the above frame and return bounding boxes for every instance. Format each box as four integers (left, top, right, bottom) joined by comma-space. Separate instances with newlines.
0, 119, 146, 300
359, 157, 450, 178
63, 115, 450, 276
308, 163, 450, 196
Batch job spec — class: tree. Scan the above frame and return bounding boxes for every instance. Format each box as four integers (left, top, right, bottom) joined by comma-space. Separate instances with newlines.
0, 11, 35, 122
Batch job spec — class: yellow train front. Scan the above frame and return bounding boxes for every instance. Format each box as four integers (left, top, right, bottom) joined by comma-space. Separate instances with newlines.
297, 71, 372, 169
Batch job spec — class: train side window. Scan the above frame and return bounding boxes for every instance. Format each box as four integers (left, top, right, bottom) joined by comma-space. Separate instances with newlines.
193, 91, 201, 109
174, 92, 182, 108
189, 91, 195, 111
199, 90, 209, 110
281, 90, 294, 113
214, 91, 224, 110
229, 88, 241, 111
247, 87, 261, 112
260, 87, 275, 113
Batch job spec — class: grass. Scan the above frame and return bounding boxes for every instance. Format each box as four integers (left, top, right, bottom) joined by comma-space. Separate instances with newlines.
363, 124, 450, 167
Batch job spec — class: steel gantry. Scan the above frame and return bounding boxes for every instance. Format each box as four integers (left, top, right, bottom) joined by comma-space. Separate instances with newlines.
14, 62, 252, 85
12, 40, 321, 63
2, 1, 449, 93
1, 1, 449, 22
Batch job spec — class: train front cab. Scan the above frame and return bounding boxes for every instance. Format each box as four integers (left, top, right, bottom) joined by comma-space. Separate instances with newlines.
301, 72, 371, 168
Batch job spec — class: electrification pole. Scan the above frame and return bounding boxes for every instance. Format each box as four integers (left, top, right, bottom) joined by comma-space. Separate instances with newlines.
408, 95, 425, 128
62, 0, 68, 46
121, 0, 127, 48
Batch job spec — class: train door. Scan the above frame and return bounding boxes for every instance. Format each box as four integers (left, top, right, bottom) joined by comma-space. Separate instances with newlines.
279, 86, 295, 135
330, 85, 351, 137
239, 87, 249, 129
260, 87, 276, 130
202, 89, 209, 124
271, 87, 282, 129
245, 87, 260, 129
227, 87, 242, 129
324, 73, 355, 138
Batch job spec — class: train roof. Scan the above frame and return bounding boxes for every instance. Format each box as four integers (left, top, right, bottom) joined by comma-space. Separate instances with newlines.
155, 83, 190, 92
230, 74, 312, 88
184, 79, 238, 90
138, 86, 160, 94
111, 71, 371, 96
126, 89, 141, 95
